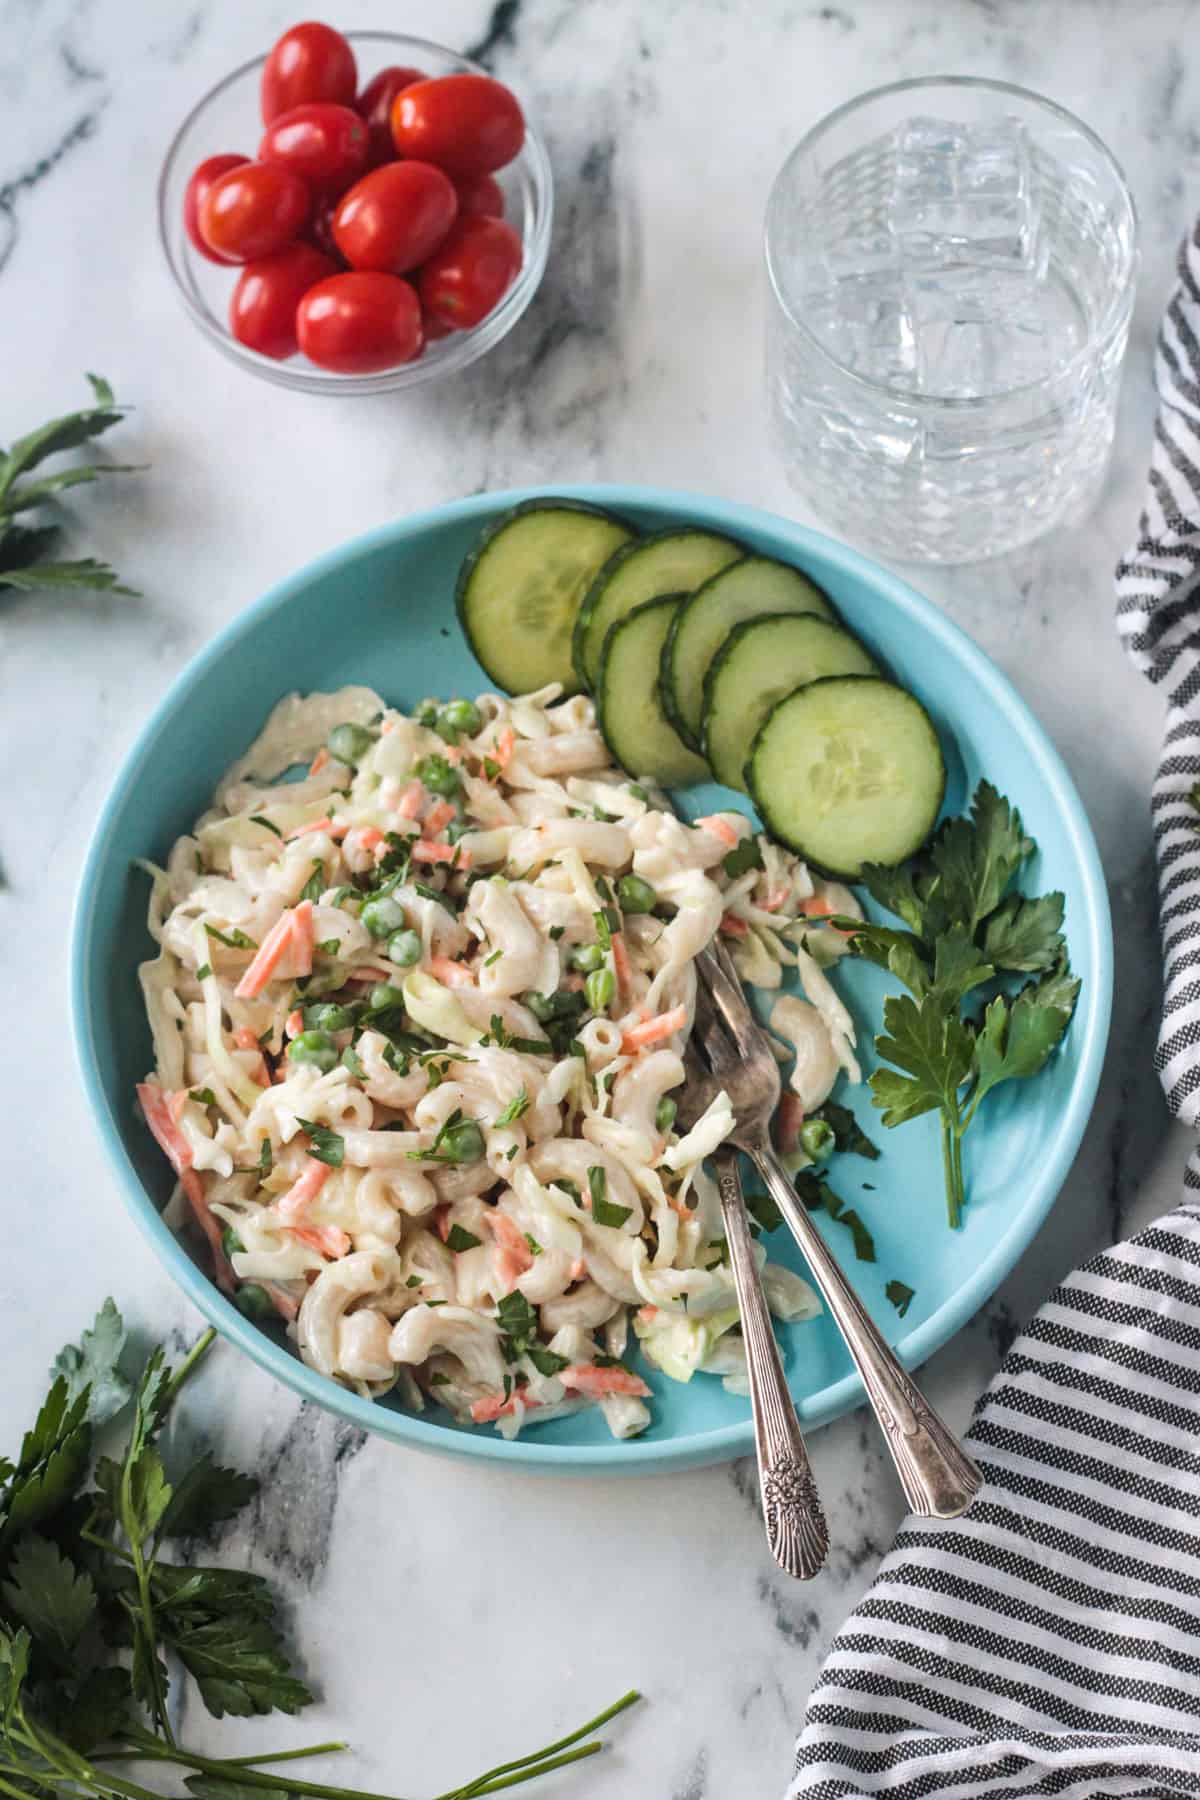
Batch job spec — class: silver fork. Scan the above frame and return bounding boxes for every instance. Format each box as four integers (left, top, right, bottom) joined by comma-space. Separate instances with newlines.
693, 942, 982, 1520
682, 1040, 829, 1580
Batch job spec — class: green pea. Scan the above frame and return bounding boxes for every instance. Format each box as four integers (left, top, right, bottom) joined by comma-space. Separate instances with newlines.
585, 967, 615, 1012
521, 989, 556, 1022
440, 698, 482, 737
221, 1226, 245, 1259
439, 1119, 485, 1163
569, 943, 606, 973
387, 928, 422, 968
369, 982, 406, 1015
361, 893, 408, 938
655, 1097, 677, 1133
414, 699, 440, 727
416, 753, 462, 798
235, 1284, 276, 1321
288, 1029, 338, 1072
303, 1001, 355, 1033
327, 722, 375, 767
799, 1118, 836, 1161
617, 873, 657, 914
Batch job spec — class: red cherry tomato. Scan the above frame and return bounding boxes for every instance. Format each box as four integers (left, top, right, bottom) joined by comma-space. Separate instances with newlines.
307, 198, 347, 264
230, 242, 338, 359
333, 161, 457, 275
297, 271, 423, 372
184, 154, 250, 264
455, 173, 505, 220
261, 21, 357, 124
259, 102, 368, 196
417, 216, 522, 330
199, 160, 310, 262
357, 65, 425, 166
391, 74, 525, 178
422, 310, 456, 342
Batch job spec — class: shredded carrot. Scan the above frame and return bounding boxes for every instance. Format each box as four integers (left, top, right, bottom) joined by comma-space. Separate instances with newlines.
569, 1257, 587, 1282
424, 799, 455, 835
775, 1091, 805, 1156
471, 1390, 543, 1424
277, 1155, 332, 1222
611, 930, 632, 996
233, 1026, 260, 1051
285, 1008, 304, 1039
485, 1211, 534, 1293
309, 747, 330, 777
799, 892, 855, 935
720, 911, 749, 938
762, 888, 788, 913
396, 780, 425, 820
358, 826, 385, 851
290, 899, 315, 975
137, 1084, 234, 1292
412, 840, 458, 864
284, 816, 346, 841
286, 1224, 351, 1259
235, 906, 302, 999
380, 718, 396, 735
495, 726, 516, 769
637, 1304, 659, 1324
433, 1202, 452, 1242
347, 966, 394, 983
695, 813, 739, 848
621, 1004, 687, 1054
560, 1364, 651, 1399
430, 953, 474, 988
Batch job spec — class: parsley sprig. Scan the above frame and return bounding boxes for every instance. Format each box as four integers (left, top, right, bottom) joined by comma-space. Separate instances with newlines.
0, 1301, 639, 1800
0, 376, 140, 598
838, 781, 1080, 1227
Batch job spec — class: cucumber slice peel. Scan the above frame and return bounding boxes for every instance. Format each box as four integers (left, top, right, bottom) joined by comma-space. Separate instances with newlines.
596, 595, 709, 788
747, 676, 945, 878
456, 499, 633, 697
573, 528, 741, 691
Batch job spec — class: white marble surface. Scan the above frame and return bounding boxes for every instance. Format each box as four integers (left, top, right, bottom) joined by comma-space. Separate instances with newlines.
1, 0, 1196, 1794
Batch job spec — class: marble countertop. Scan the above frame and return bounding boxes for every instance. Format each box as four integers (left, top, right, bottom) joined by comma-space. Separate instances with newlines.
2, 0, 1196, 1793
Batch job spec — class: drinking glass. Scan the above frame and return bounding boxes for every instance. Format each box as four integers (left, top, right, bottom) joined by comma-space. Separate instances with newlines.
764, 78, 1138, 563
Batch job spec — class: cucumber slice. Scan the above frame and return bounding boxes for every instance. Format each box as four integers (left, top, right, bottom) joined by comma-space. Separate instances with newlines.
596, 596, 710, 788
663, 556, 837, 749
747, 676, 945, 878
703, 614, 878, 793
574, 528, 741, 691
456, 500, 634, 697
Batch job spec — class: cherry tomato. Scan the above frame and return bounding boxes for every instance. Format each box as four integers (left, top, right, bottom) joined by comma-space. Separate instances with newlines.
199, 160, 310, 262
422, 310, 456, 342
455, 173, 505, 220
230, 242, 338, 359
357, 65, 425, 166
307, 198, 347, 264
261, 21, 357, 124
184, 154, 250, 264
417, 216, 522, 330
259, 102, 368, 196
297, 271, 424, 372
333, 161, 457, 274
391, 74, 525, 179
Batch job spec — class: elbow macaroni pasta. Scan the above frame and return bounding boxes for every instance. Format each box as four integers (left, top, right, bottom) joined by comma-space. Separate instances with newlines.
135, 682, 856, 1438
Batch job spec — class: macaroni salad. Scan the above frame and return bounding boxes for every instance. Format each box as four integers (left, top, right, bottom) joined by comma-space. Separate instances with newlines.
135, 683, 862, 1439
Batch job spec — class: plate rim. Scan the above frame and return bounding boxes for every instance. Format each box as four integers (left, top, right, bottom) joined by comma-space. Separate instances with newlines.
70, 483, 1113, 1474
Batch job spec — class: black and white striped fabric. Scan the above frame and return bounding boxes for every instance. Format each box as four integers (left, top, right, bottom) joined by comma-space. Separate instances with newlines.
790, 218, 1200, 1800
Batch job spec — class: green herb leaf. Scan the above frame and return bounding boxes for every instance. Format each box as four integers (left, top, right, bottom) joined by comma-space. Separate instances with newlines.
970, 965, 1080, 1112
159, 1452, 258, 1539
249, 815, 282, 838
295, 1119, 344, 1167
2, 1378, 91, 1542
495, 1085, 529, 1126
744, 1190, 783, 1235
526, 1345, 569, 1378
50, 1297, 132, 1425
869, 992, 976, 1128
886, 1279, 915, 1317
523, 1232, 542, 1255
300, 860, 325, 903
981, 889, 1067, 973
809, 1100, 879, 1162
722, 835, 764, 879
205, 922, 257, 951
1, 1533, 96, 1661
190, 1087, 218, 1108
195, 962, 213, 982
446, 1223, 483, 1253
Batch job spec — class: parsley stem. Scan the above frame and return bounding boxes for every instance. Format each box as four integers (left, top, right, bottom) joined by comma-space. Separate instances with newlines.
433, 1691, 641, 1800
163, 1326, 217, 1404
118, 1743, 405, 1800
448, 1741, 602, 1797
940, 1115, 957, 1230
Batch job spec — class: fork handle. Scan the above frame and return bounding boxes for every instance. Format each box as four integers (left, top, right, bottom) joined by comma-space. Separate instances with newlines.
713, 1148, 829, 1579
747, 1143, 982, 1520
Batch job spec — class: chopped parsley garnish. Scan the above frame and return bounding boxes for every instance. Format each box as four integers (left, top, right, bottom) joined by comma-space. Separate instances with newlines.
414, 880, 458, 912
428, 1370, 451, 1386
549, 924, 565, 941
331, 885, 361, 909
722, 834, 764, 879
482, 756, 501, 781
810, 1099, 880, 1161
195, 962, 212, 982
258, 1137, 273, 1174
204, 922, 257, 951
249, 813, 282, 836
188, 1087, 217, 1107
587, 1166, 633, 1229
745, 1189, 783, 1235
316, 937, 341, 956
526, 1345, 569, 1378
523, 1232, 542, 1256
495, 1086, 530, 1126
483, 948, 503, 967
341, 1046, 366, 1079
405, 1273, 423, 1288
593, 907, 619, 949
446, 1223, 483, 1253
794, 1171, 875, 1262
296, 1119, 345, 1168
300, 859, 325, 903
886, 1279, 915, 1317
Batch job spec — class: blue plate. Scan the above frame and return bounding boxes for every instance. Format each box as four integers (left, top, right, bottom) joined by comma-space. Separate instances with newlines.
71, 486, 1112, 1473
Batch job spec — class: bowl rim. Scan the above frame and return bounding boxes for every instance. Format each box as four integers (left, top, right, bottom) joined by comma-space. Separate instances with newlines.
71, 484, 1113, 1474
156, 29, 554, 395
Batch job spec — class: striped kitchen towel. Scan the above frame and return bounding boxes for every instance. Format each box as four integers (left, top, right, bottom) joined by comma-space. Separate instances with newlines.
790, 218, 1200, 1800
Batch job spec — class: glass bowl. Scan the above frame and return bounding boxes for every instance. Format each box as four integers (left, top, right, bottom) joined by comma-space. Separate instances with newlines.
157, 31, 553, 395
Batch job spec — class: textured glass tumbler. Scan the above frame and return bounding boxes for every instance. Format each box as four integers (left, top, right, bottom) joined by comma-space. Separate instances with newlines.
765, 78, 1138, 563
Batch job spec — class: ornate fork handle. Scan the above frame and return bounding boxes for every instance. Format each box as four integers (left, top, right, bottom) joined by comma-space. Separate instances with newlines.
713, 1148, 829, 1579
746, 1143, 982, 1520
